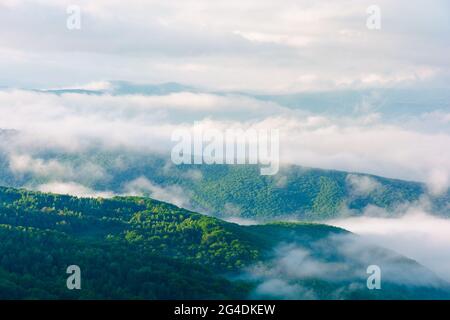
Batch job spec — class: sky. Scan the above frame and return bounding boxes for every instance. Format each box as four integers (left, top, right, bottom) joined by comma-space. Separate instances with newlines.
0, 0, 449, 92
0, 0, 449, 191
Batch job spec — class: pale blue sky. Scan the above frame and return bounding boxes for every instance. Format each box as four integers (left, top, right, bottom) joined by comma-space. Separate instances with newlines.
0, 0, 449, 193
0, 0, 449, 92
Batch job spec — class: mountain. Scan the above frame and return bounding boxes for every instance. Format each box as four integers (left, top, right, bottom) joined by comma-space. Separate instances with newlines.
251, 88, 450, 118
33, 81, 197, 96
0, 148, 447, 221
26, 82, 450, 120
0, 185, 448, 299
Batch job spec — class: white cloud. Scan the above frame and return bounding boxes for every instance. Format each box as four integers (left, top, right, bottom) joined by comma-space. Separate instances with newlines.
37, 181, 114, 198
253, 278, 316, 300
0, 0, 449, 91
426, 168, 450, 196
123, 176, 191, 208
9, 154, 69, 178
7, 152, 107, 183
330, 206, 450, 282
223, 217, 259, 226
346, 174, 383, 196
279, 118, 450, 194
0, 89, 449, 194
244, 231, 446, 299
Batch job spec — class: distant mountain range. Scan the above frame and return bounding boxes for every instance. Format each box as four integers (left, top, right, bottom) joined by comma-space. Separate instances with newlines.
38, 81, 196, 96
0, 146, 447, 221
24, 81, 450, 119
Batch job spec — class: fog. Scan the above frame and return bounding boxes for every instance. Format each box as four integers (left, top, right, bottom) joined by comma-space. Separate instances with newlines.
0, 89, 449, 194
329, 207, 450, 282
244, 231, 447, 299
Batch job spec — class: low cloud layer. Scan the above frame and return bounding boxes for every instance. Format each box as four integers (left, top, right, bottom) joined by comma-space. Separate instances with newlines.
0, 89, 449, 194
244, 232, 446, 299
9, 153, 107, 183
37, 181, 114, 198
124, 176, 192, 208
330, 207, 450, 282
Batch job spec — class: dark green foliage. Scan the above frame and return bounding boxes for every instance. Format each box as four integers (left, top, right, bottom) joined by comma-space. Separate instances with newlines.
0, 224, 251, 299
0, 186, 262, 299
0, 185, 448, 300
149, 162, 439, 220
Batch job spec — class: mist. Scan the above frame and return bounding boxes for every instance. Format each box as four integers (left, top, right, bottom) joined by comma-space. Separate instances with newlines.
329, 207, 450, 282
0, 88, 449, 194
242, 231, 448, 299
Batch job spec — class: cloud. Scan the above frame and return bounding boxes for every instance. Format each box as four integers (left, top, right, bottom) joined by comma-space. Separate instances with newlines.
272, 245, 349, 280
252, 278, 316, 300
37, 181, 114, 198
223, 217, 259, 226
9, 153, 70, 179
8, 153, 108, 183
278, 117, 450, 194
123, 176, 191, 208
0, 89, 449, 194
329, 206, 450, 282
346, 174, 383, 196
0, 0, 449, 91
426, 168, 450, 196
244, 233, 446, 299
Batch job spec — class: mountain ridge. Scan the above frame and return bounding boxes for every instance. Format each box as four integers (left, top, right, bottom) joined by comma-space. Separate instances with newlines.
0, 185, 448, 299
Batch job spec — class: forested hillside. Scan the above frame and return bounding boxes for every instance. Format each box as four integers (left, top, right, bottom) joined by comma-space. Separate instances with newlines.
0, 186, 449, 299
0, 147, 447, 220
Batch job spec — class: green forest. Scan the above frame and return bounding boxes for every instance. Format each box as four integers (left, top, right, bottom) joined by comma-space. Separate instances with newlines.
1, 150, 448, 221
0, 185, 449, 299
